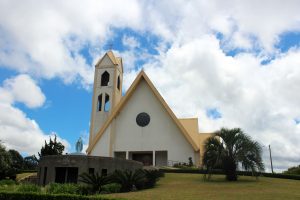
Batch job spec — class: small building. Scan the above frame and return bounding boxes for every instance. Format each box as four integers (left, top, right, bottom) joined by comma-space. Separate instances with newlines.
86, 51, 213, 167
38, 155, 142, 185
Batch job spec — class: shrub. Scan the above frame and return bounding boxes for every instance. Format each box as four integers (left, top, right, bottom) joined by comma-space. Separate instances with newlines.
173, 162, 189, 168
76, 184, 91, 195
112, 169, 145, 192
46, 183, 79, 194
0, 179, 16, 186
142, 170, 162, 189
261, 173, 300, 180
16, 184, 41, 193
79, 172, 111, 194
102, 183, 121, 193
283, 165, 300, 175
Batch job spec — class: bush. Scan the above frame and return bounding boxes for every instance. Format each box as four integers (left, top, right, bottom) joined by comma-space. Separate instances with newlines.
16, 184, 41, 193
79, 172, 112, 194
0, 191, 120, 200
161, 168, 300, 181
173, 162, 189, 168
283, 165, 300, 175
0, 179, 16, 186
76, 184, 91, 195
142, 170, 163, 189
46, 183, 79, 194
112, 169, 146, 192
261, 173, 300, 180
102, 183, 121, 193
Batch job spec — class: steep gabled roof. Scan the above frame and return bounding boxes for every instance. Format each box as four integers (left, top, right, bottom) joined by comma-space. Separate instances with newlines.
95, 50, 118, 66
86, 71, 200, 154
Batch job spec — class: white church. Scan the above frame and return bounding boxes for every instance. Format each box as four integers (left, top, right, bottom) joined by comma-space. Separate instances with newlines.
86, 51, 213, 167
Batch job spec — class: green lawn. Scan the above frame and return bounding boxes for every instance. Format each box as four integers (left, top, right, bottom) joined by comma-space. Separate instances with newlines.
105, 173, 300, 200
16, 172, 37, 182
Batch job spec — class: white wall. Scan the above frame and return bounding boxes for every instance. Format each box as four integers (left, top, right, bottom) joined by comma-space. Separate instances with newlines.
112, 79, 196, 164
90, 126, 110, 157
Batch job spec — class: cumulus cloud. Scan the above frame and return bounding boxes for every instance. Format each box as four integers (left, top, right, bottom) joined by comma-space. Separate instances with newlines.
1, 1, 299, 85
0, 0, 142, 86
141, 37, 300, 172
0, 75, 70, 155
1, 74, 45, 108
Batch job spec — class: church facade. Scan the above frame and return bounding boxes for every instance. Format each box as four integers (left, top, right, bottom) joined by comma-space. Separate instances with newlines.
86, 51, 213, 167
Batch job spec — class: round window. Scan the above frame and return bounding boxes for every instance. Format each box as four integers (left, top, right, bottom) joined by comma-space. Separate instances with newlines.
136, 112, 150, 127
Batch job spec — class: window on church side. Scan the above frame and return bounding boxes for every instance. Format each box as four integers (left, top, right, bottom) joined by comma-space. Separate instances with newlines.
104, 94, 110, 112
101, 71, 110, 86
97, 94, 102, 111
117, 76, 120, 91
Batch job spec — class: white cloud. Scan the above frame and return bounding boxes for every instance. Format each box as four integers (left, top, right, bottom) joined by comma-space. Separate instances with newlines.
0, 0, 142, 86
1, 74, 45, 108
141, 37, 300, 172
1, 1, 300, 85
0, 75, 70, 155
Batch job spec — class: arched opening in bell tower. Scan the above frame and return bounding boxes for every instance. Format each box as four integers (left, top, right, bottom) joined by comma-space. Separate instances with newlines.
101, 71, 110, 86
104, 94, 110, 112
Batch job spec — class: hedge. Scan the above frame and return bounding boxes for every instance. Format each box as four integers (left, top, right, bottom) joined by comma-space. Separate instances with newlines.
160, 169, 300, 180
0, 192, 122, 200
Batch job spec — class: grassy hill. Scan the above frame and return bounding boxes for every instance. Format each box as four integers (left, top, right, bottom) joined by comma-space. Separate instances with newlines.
105, 173, 300, 200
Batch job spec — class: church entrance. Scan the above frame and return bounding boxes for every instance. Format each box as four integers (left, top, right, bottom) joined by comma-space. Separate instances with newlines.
131, 152, 153, 166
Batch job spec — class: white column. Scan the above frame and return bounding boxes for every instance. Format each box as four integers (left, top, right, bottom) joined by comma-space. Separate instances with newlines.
126, 151, 129, 160
153, 151, 156, 166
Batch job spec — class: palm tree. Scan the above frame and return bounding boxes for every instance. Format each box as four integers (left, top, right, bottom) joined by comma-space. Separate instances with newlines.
79, 172, 111, 193
203, 128, 264, 181
112, 169, 146, 192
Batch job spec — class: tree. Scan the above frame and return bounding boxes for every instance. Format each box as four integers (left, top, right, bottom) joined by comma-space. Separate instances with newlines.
23, 155, 39, 170
38, 135, 65, 158
0, 143, 15, 180
283, 165, 300, 175
203, 128, 264, 181
8, 149, 24, 171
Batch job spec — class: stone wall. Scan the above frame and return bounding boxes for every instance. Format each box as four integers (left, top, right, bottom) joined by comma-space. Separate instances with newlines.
37, 155, 143, 185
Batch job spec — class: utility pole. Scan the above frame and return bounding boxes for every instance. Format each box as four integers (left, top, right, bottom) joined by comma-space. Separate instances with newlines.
269, 144, 274, 174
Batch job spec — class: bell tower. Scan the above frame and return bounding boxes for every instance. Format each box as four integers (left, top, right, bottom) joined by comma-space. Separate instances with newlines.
89, 51, 123, 143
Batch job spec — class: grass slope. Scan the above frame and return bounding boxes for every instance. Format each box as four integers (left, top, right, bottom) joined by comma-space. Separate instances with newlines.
105, 173, 300, 200
16, 173, 37, 182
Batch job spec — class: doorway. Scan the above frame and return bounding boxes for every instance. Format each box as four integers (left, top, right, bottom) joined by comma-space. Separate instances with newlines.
131, 152, 153, 166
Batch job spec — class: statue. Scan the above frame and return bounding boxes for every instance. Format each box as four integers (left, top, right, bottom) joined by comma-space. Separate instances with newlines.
75, 137, 83, 153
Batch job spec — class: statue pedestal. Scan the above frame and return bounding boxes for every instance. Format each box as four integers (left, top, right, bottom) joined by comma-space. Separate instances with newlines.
69, 152, 85, 155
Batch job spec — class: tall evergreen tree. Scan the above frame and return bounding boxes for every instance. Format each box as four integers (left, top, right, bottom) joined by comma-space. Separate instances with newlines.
38, 135, 65, 158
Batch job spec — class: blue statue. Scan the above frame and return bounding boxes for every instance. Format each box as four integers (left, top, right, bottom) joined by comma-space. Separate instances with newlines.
75, 137, 83, 153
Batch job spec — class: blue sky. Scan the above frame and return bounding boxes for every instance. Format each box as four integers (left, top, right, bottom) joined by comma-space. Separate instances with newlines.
1, 1, 300, 172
